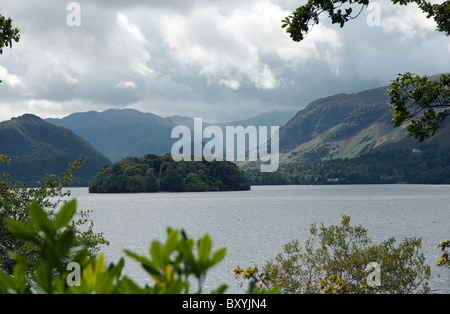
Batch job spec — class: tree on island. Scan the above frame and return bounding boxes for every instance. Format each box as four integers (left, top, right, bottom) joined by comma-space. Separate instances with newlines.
89, 154, 251, 193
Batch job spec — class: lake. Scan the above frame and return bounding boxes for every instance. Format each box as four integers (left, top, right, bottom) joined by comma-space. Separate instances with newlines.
65, 184, 450, 294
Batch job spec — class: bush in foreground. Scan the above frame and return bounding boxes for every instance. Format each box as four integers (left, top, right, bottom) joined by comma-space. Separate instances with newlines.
0, 199, 228, 294
236, 216, 431, 294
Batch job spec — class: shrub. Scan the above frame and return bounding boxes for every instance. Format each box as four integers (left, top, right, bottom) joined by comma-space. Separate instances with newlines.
0, 200, 228, 294
236, 216, 431, 294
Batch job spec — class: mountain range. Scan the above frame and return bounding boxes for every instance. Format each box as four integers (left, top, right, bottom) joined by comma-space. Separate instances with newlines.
46, 109, 177, 163
46, 108, 296, 162
1, 75, 449, 186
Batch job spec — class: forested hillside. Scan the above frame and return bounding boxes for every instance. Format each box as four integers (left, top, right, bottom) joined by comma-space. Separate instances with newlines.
245, 141, 450, 185
0, 114, 111, 186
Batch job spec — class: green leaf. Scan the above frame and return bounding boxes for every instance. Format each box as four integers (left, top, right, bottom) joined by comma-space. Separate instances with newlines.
210, 248, 227, 268
11, 257, 29, 294
108, 258, 125, 278
163, 229, 179, 258
150, 242, 165, 269
53, 199, 77, 230
35, 262, 52, 293
162, 278, 185, 294
28, 202, 54, 237
124, 250, 162, 280
198, 235, 212, 265
5, 219, 40, 245
55, 228, 76, 257
0, 272, 15, 293
42, 243, 64, 273
178, 238, 195, 265
124, 249, 150, 266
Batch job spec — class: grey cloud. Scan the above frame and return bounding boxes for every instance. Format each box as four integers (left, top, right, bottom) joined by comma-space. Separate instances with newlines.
0, 0, 449, 125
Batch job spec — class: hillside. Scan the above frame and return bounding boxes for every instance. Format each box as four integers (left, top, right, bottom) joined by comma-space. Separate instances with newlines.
245, 125, 450, 185
0, 114, 111, 186
46, 109, 178, 163
278, 86, 408, 163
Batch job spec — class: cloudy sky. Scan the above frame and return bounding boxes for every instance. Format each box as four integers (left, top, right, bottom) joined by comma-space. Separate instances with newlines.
0, 0, 449, 123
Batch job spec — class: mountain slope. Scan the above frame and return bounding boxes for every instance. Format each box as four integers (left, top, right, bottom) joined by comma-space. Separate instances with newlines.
278, 86, 409, 163
47, 109, 178, 162
0, 114, 111, 186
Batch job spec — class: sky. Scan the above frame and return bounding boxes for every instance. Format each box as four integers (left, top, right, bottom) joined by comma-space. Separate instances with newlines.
0, 0, 449, 123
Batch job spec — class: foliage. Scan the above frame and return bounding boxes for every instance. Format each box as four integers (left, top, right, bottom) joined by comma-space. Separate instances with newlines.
236, 216, 431, 294
0, 12, 20, 82
124, 229, 227, 294
246, 143, 450, 185
0, 200, 229, 294
0, 13, 20, 53
282, 0, 449, 42
234, 264, 280, 294
0, 154, 109, 274
282, 0, 369, 42
387, 73, 450, 142
89, 154, 251, 193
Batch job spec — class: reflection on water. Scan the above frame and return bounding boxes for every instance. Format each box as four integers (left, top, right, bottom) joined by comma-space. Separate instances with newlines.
65, 184, 450, 294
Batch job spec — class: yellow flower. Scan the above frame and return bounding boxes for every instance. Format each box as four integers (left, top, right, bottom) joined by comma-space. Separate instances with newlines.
437, 255, 448, 266
439, 241, 449, 247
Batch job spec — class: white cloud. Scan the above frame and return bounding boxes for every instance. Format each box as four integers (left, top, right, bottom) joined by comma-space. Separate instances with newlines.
62, 72, 79, 85
107, 13, 156, 78
0, 66, 24, 88
116, 81, 138, 89
218, 78, 240, 90
382, 4, 437, 40
249, 64, 278, 90
159, 0, 341, 90
27, 99, 62, 112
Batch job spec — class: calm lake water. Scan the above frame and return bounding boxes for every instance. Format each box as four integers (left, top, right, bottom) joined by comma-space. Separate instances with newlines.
65, 185, 450, 294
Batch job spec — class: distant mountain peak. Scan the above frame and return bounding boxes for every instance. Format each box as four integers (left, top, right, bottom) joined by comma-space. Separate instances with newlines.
11, 113, 43, 122
46, 109, 178, 162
